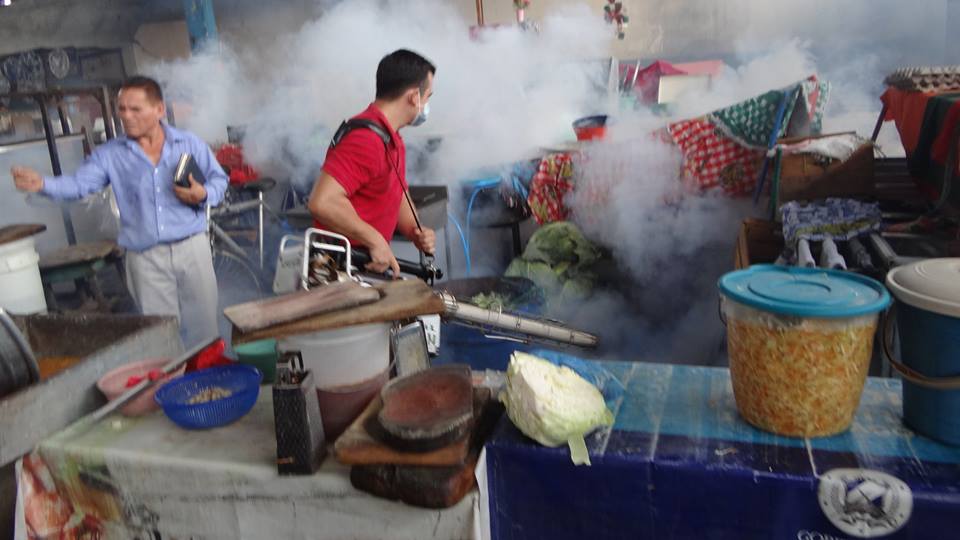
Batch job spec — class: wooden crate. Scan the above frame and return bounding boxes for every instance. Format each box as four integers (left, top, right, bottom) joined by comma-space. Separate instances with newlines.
775, 133, 875, 203
734, 218, 783, 269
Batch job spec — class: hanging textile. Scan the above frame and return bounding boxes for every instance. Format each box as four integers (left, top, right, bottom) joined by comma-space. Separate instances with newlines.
666, 75, 831, 197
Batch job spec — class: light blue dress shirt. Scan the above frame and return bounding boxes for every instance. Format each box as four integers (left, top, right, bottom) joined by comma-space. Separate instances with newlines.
41, 123, 228, 252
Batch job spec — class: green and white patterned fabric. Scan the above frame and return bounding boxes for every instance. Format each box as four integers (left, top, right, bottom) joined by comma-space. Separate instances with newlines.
710, 76, 831, 149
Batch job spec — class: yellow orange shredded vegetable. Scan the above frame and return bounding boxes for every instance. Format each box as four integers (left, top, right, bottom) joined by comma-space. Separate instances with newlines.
726, 306, 877, 437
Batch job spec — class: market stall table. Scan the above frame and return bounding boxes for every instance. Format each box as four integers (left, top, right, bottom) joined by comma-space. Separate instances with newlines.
17, 389, 480, 539
483, 358, 960, 540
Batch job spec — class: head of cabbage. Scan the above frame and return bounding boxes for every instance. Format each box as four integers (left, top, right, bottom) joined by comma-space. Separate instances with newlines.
499, 351, 614, 465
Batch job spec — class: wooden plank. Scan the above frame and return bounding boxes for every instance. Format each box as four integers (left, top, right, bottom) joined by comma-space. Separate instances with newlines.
232, 279, 445, 344
0, 224, 46, 247
38, 241, 117, 271
224, 282, 381, 333
334, 388, 490, 467
349, 389, 502, 509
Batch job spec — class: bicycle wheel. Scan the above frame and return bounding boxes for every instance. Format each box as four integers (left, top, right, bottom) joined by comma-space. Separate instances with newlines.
213, 250, 263, 298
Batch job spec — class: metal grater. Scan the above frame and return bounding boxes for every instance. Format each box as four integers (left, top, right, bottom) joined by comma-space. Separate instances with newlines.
273, 351, 326, 475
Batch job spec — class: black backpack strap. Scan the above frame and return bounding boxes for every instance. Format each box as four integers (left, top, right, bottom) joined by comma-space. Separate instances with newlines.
329, 118, 391, 150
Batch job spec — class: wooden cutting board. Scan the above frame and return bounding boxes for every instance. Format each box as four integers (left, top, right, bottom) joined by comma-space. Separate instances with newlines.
335, 387, 490, 467
0, 224, 46, 246
349, 389, 503, 509
232, 279, 445, 344
224, 281, 380, 333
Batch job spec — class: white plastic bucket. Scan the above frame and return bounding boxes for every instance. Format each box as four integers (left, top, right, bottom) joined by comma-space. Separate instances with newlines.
0, 236, 46, 314
278, 322, 391, 389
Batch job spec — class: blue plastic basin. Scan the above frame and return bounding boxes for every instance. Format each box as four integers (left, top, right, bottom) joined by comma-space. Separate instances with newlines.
433, 277, 544, 371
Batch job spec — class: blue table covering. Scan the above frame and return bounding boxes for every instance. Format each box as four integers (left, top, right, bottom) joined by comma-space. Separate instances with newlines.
484, 356, 960, 540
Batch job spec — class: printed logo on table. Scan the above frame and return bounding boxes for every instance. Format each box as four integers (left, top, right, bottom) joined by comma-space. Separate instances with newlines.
817, 468, 912, 538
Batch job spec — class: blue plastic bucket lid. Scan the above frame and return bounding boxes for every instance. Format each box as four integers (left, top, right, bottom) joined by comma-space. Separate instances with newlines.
718, 265, 890, 318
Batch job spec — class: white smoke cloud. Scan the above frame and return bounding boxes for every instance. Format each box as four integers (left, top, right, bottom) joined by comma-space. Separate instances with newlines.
150, 0, 616, 188
144, 0, 950, 365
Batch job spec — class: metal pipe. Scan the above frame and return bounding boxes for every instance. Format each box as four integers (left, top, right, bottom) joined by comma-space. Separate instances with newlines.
258, 190, 264, 269
36, 95, 77, 245
209, 198, 261, 216
57, 101, 71, 135
475, 0, 484, 25
439, 291, 598, 348
868, 232, 899, 269
98, 86, 117, 140
871, 104, 888, 142
210, 220, 246, 258
629, 58, 642, 89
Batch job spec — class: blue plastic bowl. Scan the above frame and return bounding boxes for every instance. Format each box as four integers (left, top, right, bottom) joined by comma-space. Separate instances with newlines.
154, 364, 262, 429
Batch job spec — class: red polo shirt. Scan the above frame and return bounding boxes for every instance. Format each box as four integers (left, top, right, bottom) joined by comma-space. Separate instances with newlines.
319, 103, 406, 246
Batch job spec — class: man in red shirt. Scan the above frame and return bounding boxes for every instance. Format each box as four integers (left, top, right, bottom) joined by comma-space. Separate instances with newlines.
308, 49, 437, 277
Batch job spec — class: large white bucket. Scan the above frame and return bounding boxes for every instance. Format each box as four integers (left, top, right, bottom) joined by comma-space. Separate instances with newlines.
278, 322, 392, 439
278, 322, 391, 389
0, 236, 47, 314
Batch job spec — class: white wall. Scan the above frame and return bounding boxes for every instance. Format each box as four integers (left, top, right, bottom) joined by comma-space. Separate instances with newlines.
456, 0, 952, 66
5, 0, 952, 77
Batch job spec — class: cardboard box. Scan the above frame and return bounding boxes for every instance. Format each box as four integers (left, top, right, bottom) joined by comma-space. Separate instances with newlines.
776, 133, 875, 203
734, 218, 783, 269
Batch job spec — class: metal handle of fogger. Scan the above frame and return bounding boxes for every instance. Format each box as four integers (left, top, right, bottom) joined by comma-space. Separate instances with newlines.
350, 249, 443, 283
301, 227, 442, 286
438, 291, 598, 349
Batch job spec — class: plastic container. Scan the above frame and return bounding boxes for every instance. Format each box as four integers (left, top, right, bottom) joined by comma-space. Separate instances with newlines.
279, 323, 392, 439
278, 323, 391, 389
316, 368, 390, 440
886, 258, 960, 445
234, 338, 278, 384
433, 277, 544, 371
154, 364, 261, 429
572, 115, 608, 141
0, 236, 46, 315
96, 358, 184, 416
718, 265, 890, 437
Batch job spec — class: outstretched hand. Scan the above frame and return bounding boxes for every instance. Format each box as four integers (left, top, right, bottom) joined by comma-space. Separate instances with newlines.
11, 166, 44, 193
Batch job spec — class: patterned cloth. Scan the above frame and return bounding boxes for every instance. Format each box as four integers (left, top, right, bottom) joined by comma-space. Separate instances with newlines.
667, 76, 831, 196
528, 153, 575, 224
713, 76, 829, 149
667, 118, 764, 195
780, 198, 882, 243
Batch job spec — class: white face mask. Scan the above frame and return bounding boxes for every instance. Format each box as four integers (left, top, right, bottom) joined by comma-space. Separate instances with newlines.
411, 92, 429, 127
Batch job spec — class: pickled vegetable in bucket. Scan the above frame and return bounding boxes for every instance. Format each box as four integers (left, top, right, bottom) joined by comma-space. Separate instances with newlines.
718, 265, 890, 437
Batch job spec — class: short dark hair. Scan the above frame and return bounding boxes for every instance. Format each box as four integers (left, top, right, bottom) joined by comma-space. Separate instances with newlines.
375, 49, 436, 100
121, 76, 164, 103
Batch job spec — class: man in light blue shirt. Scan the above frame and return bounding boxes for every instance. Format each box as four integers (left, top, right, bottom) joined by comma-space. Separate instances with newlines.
11, 76, 228, 347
